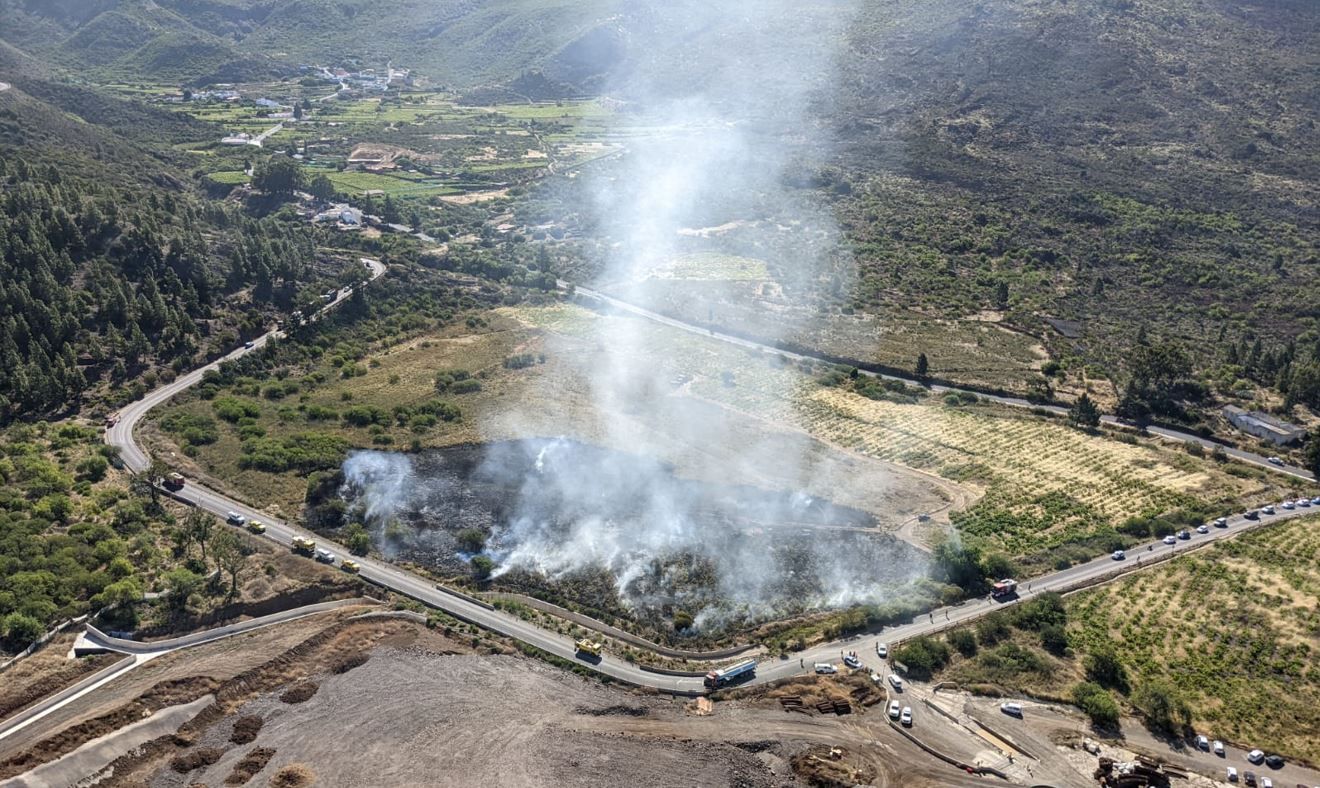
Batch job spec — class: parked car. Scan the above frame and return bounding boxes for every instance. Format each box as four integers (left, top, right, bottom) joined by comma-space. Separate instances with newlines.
1296, 498, 1311, 508
1244, 510, 1259, 520
1244, 771, 1257, 787
1215, 517, 1229, 527
843, 653, 861, 669
1195, 735, 1209, 750
876, 642, 888, 658
226, 511, 245, 525
1281, 500, 1295, 510
1000, 702, 1023, 717
1311, 496, 1320, 506
1264, 754, 1284, 769
243, 340, 255, 349
900, 706, 913, 726
869, 671, 883, 685
1196, 525, 1210, 534
887, 674, 904, 691
1112, 550, 1126, 560
1226, 766, 1238, 782
341, 559, 360, 574
888, 700, 901, 719
1262, 505, 1276, 515
1248, 749, 1265, 764
1164, 535, 1178, 545
1213, 740, 1225, 756
246, 520, 266, 534
814, 662, 837, 675
314, 547, 336, 564
1267, 456, 1284, 466
1178, 529, 1191, 540
1260, 777, 1272, 788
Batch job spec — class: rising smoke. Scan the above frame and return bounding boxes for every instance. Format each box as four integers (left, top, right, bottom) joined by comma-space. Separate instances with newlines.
345, 0, 929, 630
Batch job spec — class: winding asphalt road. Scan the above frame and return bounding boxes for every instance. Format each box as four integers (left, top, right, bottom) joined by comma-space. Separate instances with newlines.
96, 261, 1319, 699
563, 281, 1316, 483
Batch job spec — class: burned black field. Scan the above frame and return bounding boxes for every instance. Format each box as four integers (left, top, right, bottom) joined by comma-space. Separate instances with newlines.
340, 439, 930, 636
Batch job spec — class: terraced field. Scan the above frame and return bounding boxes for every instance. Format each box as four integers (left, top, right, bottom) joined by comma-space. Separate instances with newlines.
1068, 514, 1320, 761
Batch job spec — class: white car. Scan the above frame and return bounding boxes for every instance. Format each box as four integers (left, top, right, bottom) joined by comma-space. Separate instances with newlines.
1281, 500, 1295, 510
869, 671, 883, 685
226, 511, 245, 525
1297, 498, 1311, 507
1112, 550, 1126, 560
1267, 456, 1283, 466
1312, 496, 1320, 506
1213, 740, 1225, 756
813, 662, 837, 675
1247, 749, 1265, 764
1196, 525, 1209, 534
1215, 517, 1229, 527
1262, 505, 1276, 515
1195, 735, 1209, 750
1000, 702, 1023, 717
876, 642, 888, 658
1227, 766, 1238, 782
887, 674, 903, 691
843, 654, 861, 669
1260, 777, 1272, 788
900, 706, 913, 726
888, 700, 901, 719
1163, 535, 1177, 545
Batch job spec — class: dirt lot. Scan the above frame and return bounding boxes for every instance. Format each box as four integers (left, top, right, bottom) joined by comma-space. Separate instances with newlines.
4, 611, 995, 788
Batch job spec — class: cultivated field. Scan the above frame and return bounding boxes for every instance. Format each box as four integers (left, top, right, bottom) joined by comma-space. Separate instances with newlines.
1068, 513, 1320, 762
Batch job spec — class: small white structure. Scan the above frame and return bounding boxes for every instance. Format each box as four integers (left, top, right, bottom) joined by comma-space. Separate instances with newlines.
1223, 405, 1307, 446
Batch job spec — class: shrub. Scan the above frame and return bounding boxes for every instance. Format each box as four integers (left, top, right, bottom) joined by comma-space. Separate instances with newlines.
1132, 681, 1191, 735
212, 397, 261, 423
470, 554, 495, 580
455, 528, 486, 553
1, 612, 44, 650
891, 636, 951, 679
343, 523, 371, 556
160, 412, 220, 445
975, 612, 1011, 645
947, 628, 978, 657
238, 433, 349, 473
1039, 623, 1069, 656
1072, 682, 1119, 727
342, 405, 388, 427
1084, 647, 1127, 689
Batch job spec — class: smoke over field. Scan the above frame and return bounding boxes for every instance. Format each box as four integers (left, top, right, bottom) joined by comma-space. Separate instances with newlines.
343, 441, 927, 629
343, 0, 929, 630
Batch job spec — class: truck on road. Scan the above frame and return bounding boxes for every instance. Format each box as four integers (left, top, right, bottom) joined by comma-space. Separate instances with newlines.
162, 473, 185, 491
991, 579, 1019, 600
705, 659, 757, 689
574, 639, 602, 658
291, 536, 315, 554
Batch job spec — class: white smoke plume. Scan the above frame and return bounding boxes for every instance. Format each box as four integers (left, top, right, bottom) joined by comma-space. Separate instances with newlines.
345, 1, 931, 629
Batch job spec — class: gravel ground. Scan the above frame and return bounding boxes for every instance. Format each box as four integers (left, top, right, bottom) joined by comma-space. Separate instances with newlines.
171, 647, 783, 788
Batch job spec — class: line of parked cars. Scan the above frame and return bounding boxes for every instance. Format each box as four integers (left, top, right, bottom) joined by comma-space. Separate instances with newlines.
1194, 735, 1302, 787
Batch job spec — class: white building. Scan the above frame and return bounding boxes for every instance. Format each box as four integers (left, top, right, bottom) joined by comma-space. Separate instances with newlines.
1222, 406, 1307, 446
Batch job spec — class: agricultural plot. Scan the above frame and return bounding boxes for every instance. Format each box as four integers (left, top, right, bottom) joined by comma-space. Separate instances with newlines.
1068, 515, 1320, 762
677, 330, 1283, 560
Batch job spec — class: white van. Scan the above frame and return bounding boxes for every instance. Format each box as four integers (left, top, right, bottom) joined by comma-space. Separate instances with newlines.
887, 674, 903, 691
813, 662, 837, 675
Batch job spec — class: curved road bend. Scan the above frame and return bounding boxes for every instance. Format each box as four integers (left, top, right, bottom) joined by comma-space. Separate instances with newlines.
562, 281, 1316, 484
101, 259, 1319, 697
